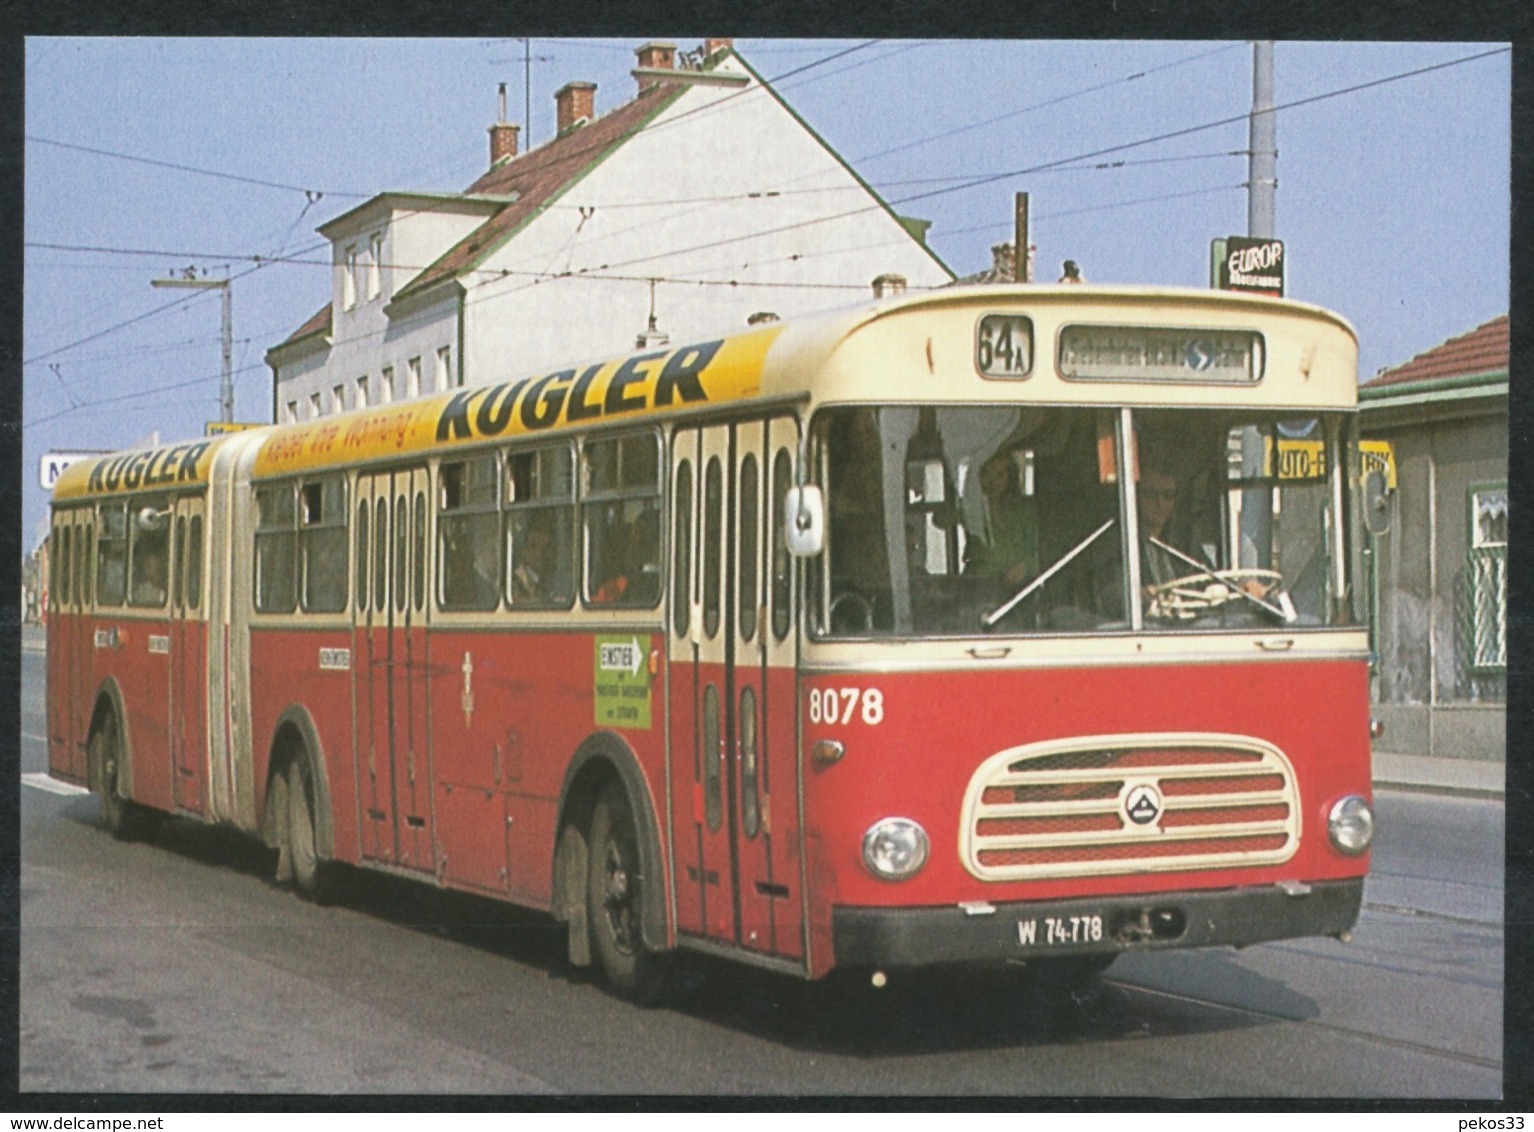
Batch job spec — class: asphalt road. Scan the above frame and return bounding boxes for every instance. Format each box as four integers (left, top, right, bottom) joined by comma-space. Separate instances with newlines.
17, 648, 1505, 1098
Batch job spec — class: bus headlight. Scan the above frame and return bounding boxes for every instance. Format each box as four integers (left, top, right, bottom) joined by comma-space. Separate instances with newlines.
1328, 795, 1374, 856
862, 817, 929, 880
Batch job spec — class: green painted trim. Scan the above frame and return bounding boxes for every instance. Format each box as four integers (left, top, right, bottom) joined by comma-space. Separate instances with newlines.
395, 86, 692, 305
726, 50, 956, 281
1359, 368, 1507, 400
1357, 379, 1506, 416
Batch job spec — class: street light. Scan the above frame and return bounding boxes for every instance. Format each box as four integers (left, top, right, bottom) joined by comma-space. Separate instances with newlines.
152, 269, 233, 424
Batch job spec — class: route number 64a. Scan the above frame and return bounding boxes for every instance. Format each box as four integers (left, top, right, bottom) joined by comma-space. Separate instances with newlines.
807, 687, 884, 726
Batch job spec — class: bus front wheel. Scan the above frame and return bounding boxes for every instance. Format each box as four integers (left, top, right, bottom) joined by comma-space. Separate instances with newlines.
89, 712, 154, 840
586, 780, 669, 1003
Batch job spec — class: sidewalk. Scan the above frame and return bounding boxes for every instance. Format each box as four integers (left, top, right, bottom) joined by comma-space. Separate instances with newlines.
1373, 749, 1505, 800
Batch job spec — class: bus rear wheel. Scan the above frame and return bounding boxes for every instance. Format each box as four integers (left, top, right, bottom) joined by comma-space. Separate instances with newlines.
587, 780, 669, 1004
285, 756, 331, 903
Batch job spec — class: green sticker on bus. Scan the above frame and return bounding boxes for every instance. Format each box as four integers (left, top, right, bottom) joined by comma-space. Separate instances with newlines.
595, 635, 651, 729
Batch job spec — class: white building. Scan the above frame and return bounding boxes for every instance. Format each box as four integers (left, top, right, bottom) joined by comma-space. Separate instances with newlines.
267, 39, 954, 420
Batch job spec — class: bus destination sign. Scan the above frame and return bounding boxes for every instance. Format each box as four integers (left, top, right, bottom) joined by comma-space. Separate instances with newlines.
1059, 326, 1263, 384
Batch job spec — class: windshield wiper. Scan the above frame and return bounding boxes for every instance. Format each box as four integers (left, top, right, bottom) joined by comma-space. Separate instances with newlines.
982, 518, 1115, 630
1145, 536, 1295, 622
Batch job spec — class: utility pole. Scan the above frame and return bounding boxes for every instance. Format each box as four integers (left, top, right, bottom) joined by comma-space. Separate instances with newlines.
1248, 41, 1277, 239
153, 269, 233, 423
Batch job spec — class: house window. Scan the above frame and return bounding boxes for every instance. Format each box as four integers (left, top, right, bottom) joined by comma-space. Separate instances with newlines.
357, 375, 370, 409
367, 232, 382, 300
309, 392, 322, 419
1469, 485, 1507, 670
285, 400, 299, 424
332, 384, 346, 415
407, 356, 422, 399
342, 245, 358, 310
381, 366, 394, 404
436, 345, 453, 391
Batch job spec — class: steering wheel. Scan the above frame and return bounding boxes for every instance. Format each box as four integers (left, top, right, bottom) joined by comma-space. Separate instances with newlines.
829, 590, 874, 632
1145, 569, 1283, 620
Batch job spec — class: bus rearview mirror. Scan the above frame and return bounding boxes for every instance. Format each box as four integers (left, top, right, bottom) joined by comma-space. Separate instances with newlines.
784, 485, 824, 557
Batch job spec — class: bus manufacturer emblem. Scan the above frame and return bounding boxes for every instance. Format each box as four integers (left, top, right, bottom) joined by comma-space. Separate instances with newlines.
1123, 783, 1163, 826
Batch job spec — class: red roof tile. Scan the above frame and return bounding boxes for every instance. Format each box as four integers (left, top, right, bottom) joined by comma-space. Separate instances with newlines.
1363, 314, 1508, 389
391, 82, 689, 303
274, 302, 333, 350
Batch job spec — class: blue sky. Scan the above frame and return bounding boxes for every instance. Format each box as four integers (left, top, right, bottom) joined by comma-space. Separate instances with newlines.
21, 38, 1511, 547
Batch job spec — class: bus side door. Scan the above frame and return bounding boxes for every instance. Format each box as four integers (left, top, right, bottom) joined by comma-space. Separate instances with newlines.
354, 468, 434, 872
669, 420, 804, 961
48, 509, 91, 785
169, 495, 207, 815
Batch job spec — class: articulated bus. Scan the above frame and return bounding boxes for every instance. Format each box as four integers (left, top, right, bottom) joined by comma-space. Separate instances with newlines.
47, 285, 1375, 1000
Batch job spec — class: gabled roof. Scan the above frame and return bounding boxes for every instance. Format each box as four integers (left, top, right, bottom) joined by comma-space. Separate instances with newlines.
390, 80, 691, 305
1363, 314, 1508, 391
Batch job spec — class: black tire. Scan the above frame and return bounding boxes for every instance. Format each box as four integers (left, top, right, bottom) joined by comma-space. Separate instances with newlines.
89, 712, 130, 837
587, 780, 669, 1003
89, 711, 160, 840
286, 755, 331, 903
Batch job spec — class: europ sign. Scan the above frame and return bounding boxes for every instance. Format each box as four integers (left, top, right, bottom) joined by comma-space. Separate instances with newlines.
1211, 236, 1284, 296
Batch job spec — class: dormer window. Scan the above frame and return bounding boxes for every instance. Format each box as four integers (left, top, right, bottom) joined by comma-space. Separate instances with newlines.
342, 244, 358, 310
367, 232, 382, 300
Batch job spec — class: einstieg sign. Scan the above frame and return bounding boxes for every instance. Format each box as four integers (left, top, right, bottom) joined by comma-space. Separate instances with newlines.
1211, 236, 1285, 296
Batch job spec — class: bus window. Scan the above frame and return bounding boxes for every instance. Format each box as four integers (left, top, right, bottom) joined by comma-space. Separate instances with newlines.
301, 476, 348, 613
173, 516, 186, 609
57, 524, 72, 608
393, 495, 407, 613
1132, 409, 1350, 630
507, 444, 574, 608
671, 458, 692, 636
128, 496, 170, 608
355, 499, 370, 612
583, 432, 661, 607
738, 452, 759, 642
77, 521, 93, 607
439, 454, 500, 611
412, 490, 427, 613
96, 503, 127, 607
186, 514, 203, 611
770, 449, 792, 642
702, 455, 722, 638
811, 406, 1127, 637
372, 497, 387, 613
255, 485, 297, 613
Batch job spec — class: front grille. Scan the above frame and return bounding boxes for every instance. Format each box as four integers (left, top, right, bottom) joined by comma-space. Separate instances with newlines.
960, 733, 1301, 881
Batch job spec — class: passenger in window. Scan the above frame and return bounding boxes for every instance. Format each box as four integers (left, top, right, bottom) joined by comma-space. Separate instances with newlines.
592, 520, 633, 604
965, 450, 1039, 591
468, 536, 501, 609
131, 541, 168, 606
511, 519, 557, 604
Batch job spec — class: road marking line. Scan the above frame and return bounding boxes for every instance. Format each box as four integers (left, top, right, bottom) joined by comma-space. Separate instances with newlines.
22, 772, 90, 797
23, 732, 48, 744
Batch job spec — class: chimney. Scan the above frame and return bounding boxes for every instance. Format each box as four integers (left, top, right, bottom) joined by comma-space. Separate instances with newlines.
634, 41, 677, 93
488, 84, 519, 165
555, 81, 596, 134
704, 38, 734, 58
872, 273, 907, 299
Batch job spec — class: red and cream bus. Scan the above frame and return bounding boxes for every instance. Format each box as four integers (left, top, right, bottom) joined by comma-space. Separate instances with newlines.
47, 284, 1375, 1000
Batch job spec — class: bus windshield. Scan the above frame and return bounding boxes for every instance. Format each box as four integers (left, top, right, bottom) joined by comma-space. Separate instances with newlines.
809, 405, 1351, 639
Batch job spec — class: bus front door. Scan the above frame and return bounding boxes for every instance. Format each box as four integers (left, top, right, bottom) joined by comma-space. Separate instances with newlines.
355, 468, 434, 873
49, 509, 92, 785
169, 495, 206, 815
670, 419, 804, 962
